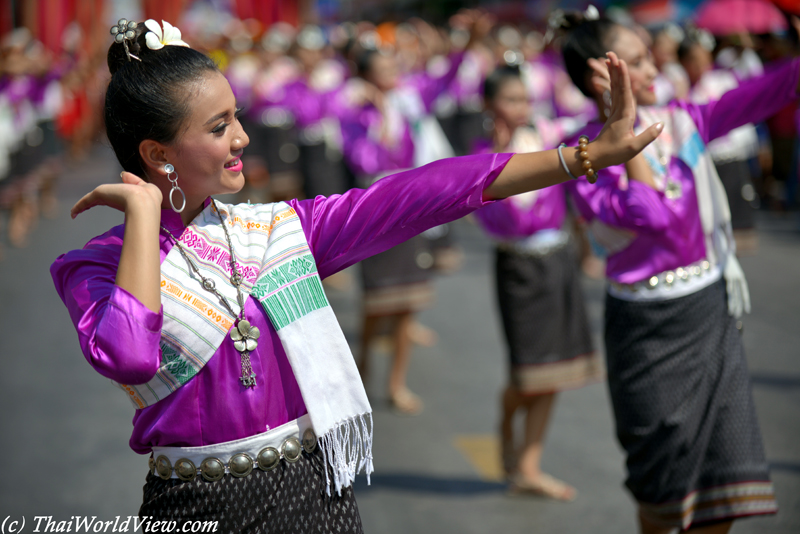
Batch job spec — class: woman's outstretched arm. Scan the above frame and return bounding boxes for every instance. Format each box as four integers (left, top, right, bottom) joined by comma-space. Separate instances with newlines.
299, 54, 663, 278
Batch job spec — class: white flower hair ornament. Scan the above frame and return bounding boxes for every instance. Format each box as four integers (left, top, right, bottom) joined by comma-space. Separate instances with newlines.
144, 19, 189, 50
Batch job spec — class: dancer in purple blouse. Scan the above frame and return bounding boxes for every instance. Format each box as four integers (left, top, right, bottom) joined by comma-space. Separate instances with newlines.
472, 66, 602, 501
50, 16, 660, 533
557, 11, 798, 533
340, 13, 491, 416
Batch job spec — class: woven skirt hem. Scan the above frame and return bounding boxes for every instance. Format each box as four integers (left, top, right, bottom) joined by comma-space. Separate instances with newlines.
638, 480, 777, 531
512, 351, 605, 395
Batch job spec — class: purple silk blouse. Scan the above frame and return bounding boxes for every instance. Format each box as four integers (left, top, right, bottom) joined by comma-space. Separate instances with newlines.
567, 59, 799, 284
471, 138, 566, 239
340, 52, 466, 177
51, 154, 512, 454
340, 104, 415, 176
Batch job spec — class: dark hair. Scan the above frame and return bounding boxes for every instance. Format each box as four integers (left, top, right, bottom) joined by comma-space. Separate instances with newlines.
482, 65, 522, 101
105, 23, 219, 178
677, 37, 702, 62
355, 48, 378, 78
559, 13, 620, 97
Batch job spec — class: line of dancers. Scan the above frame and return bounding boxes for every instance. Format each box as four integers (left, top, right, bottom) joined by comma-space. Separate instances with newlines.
215, 9, 793, 532
48, 5, 800, 533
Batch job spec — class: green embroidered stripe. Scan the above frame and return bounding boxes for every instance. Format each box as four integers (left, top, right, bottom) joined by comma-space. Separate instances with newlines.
260, 276, 329, 330
251, 254, 319, 298
160, 341, 198, 385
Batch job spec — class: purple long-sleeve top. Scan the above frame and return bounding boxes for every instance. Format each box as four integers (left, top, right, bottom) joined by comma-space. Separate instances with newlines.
51, 153, 512, 454
340, 52, 466, 178
568, 59, 799, 284
270, 77, 352, 130
403, 51, 466, 115
340, 103, 415, 176
471, 138, 566, 239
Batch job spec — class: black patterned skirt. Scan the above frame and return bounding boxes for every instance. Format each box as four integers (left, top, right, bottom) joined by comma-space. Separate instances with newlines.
495, 242, 602, 395
605, 278, 777, 530
360, 235, 434, 317
139, 447, 363, 534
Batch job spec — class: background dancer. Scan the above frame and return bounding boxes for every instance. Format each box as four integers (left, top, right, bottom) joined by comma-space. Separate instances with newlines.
343, 11, 491, 415
473, 65, 602, 501
558, 11, 800, 533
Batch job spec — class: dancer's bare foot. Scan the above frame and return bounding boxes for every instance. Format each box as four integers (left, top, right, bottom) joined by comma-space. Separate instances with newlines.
508, 473, 577, 501
408, 321, 438, 347
389, 388, 424, 416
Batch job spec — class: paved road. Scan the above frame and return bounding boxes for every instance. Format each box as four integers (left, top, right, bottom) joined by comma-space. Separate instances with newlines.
1, 144, 798, 533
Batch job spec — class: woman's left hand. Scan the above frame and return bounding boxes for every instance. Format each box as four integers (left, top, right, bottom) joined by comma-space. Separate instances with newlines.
591, 52, 662, 170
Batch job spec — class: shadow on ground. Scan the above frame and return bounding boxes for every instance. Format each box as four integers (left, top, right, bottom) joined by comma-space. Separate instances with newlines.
354, 473, 507, 495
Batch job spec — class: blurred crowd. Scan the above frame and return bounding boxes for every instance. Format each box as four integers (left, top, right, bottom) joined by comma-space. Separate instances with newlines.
2, 2, 800, 260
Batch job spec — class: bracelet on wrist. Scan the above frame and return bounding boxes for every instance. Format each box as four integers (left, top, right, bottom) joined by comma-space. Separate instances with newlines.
557, 143, 578, 180
578, 135, 598, 184
558, 136, 599, 184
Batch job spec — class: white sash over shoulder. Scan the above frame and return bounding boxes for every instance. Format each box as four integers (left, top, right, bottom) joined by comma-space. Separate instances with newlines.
116, 201, 373, 494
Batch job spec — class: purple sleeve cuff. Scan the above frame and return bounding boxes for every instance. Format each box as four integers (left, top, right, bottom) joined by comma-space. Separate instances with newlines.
92, 285, 162, 384
108, 285, 163, 332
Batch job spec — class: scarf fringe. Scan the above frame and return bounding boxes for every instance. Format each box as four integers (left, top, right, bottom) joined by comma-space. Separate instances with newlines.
318, 412, 374, 496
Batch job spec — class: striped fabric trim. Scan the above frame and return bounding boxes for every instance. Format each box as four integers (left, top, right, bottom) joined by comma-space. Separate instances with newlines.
116, 201, 307, 408
513, 352, 605, 395
639, 481, 777, 530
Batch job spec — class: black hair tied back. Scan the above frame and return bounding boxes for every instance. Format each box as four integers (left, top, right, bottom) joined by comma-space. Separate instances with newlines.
483, 65, 522, 101
104, 20, 219, 178
556, 10, 619, 98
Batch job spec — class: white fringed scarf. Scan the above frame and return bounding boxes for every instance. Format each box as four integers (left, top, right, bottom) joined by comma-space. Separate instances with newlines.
117, 201, 373, 494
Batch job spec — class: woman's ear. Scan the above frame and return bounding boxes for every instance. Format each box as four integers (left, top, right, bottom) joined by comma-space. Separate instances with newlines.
139, 140, 170, 179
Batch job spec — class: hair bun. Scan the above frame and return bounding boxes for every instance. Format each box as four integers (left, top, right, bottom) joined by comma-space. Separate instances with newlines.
107, 22, 146, 75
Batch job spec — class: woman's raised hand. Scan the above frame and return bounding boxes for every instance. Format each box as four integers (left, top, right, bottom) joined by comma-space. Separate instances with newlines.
71, 171, 163, 219
591, 52, 662, 170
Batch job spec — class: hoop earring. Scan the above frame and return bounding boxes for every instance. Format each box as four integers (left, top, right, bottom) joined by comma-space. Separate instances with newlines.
165, 163, 186, 213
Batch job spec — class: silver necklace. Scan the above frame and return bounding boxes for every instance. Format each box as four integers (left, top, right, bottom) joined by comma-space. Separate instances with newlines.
160, 200, 258, 388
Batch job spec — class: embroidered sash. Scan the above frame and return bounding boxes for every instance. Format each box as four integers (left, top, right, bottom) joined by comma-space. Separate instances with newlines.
637, 106, 734, 269
116, 201, 373, 493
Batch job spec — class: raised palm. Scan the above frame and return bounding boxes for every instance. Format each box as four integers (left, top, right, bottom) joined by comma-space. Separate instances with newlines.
592, 52, 661, 169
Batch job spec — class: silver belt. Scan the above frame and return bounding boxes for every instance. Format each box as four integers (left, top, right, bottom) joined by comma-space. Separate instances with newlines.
148, 415, 317, 482
608, 260, 721, 302
497, 230, 570, 258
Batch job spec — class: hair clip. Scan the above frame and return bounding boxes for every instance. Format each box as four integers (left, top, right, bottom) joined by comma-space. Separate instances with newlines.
110, 18, 141, 61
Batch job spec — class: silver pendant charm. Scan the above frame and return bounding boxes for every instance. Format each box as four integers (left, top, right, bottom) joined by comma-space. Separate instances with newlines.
230, 319, 260, 353
240, 373, 257, 388
665, 180, 683, 200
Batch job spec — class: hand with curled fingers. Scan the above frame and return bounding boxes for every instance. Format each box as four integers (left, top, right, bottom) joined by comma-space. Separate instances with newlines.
71, 171, 163, 219
590, 52, 662, 170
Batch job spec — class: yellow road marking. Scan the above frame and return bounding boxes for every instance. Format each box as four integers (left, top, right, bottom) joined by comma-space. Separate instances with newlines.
453, 435, 504, 482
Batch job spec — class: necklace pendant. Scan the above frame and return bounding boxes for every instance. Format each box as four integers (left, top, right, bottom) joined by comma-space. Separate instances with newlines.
230, 318, 260, 352
665, 180, 683, 200
240, 373, 257, 388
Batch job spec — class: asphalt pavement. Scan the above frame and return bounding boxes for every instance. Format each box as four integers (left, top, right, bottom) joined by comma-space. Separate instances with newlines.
0, 143, 797, 533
